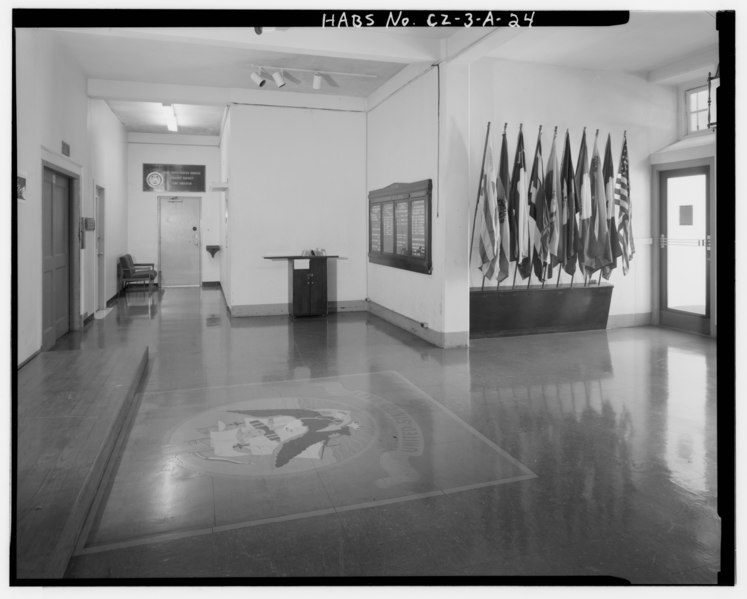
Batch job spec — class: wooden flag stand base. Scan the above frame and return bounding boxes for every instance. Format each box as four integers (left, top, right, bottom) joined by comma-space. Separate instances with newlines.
469, 283, 613, 339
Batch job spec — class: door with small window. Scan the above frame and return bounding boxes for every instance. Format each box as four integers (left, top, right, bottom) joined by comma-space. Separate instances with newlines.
659, 166, 711, 334
158, 196, 201, 287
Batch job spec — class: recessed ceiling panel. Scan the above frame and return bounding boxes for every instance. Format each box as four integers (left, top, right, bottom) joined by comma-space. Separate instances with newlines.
53, 29, 407, 97
106, 101, 224, 135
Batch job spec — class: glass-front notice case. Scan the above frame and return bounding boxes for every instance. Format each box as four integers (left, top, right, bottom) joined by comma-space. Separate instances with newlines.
368, 179, 432, 274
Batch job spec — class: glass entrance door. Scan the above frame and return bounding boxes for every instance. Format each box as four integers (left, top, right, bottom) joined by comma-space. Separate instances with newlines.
659, 166, 711, 334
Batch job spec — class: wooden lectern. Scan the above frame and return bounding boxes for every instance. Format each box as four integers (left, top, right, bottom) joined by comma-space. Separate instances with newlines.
264, 255, 340, 318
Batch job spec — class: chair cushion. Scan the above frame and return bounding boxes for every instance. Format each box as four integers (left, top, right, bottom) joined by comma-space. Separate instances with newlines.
120, 255, 156, 280
127, 270, 157, 280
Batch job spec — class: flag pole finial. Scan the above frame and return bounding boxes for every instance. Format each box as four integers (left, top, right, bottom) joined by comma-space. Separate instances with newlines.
595, 128, 599, 138
504, 122, 508, 133
624, 130, 627, 140
539, 124, 542, 134
519, 123, 523, 131
553, 125, 558, 138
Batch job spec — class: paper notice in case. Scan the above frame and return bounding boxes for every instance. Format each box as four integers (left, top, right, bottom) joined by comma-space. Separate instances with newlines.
382, 202, 394, 254
411, 199, 426, 256
294, 259, 310, 269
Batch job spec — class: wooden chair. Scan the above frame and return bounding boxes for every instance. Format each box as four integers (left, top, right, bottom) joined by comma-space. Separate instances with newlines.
118, 254, 158, 294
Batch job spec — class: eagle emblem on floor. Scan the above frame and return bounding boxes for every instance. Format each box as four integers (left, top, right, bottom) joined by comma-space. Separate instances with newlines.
207, 408, 360, 468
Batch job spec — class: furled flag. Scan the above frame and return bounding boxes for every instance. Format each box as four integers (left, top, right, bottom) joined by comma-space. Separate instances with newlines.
495, 128, 511, 283
475, 135, 499, 280
602, 134, 623, 279
527, 129, 547, 281
583, 133, 612, 275
556, 130, 578, 276
575, 129, 592, 274
509, 127, 529, 278
615, 135, 634, 274
545, 130, 561, 278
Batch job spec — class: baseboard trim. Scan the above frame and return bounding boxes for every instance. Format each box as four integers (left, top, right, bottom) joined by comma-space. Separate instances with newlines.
18, 348, 42, 370
226, 297, 465, 347
201, 281, 221, 289
230, 303, 289, 317
606, 312, 652, 329
367, 300, 468, 349
329, 300, 368, 313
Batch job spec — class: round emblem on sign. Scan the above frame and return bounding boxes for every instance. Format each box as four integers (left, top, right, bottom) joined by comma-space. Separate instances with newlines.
145, 171, 164, 188
168, 396, 375, 477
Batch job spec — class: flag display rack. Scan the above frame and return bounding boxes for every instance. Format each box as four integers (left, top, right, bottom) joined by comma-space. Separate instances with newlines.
470, 282, 613, 338
468, 121, 632, 337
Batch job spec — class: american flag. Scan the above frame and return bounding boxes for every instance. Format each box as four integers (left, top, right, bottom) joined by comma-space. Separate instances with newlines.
614, 136, 634, 275
495, 130, 511, 283
476, 139, 499, 280
510, 128, 529, 277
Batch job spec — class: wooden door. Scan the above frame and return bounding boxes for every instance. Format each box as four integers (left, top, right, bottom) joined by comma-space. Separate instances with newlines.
42, 167, 70, 349
307, 258, 328, 316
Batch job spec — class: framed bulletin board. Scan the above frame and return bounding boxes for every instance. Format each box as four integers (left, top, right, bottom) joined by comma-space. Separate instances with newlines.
368, 179, 432, 274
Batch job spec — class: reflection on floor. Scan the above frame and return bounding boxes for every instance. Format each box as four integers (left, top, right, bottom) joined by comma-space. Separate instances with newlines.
56, 288, 718, 582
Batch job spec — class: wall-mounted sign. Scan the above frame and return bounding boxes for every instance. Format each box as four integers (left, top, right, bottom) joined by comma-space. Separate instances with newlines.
143, 164, 206, 192
368, 179, 432, 275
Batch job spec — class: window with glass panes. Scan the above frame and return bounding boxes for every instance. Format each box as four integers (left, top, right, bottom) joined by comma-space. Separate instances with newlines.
686, 86, 709, 133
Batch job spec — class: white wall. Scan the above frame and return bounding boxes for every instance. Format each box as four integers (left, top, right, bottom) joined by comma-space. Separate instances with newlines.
226, 105, 366, 311
469, 58, 679, 319
87, 99, 129, 307
127, 141, 222, 282
15, 30, 90, 364
367, 69, 444, 330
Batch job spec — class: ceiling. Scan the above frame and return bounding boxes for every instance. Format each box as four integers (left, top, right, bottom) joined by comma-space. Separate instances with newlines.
484, 11, 718, 74
45, 12, 719, 136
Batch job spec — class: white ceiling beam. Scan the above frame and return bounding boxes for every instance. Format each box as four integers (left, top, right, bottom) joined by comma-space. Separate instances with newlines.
89, 79, 231, 106
128, 133, 221, 146
88, 79, 366, 112
442, 28, 522, 64
366, 62, 435, 112
647, 45, 718, 86
53, 27, 441, 64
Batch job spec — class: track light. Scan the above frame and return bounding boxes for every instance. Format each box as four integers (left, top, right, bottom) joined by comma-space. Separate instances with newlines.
250, 71, 266, 88
162, 103, 178, 132
248, 64, 375, 91
272, 70, 286, 88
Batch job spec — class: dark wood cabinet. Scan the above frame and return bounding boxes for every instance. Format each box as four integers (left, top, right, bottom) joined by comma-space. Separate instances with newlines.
264, 255, 339, 318
290, 257, 328, 317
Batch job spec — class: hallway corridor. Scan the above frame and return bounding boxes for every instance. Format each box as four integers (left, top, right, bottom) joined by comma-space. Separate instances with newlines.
50, 288, 719, 582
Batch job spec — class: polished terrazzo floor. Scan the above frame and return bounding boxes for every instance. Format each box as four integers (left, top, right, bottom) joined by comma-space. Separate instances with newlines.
57, 288, 720, 582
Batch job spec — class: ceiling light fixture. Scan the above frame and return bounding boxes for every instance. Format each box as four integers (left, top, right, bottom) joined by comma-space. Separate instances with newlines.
248, 64, 376, 91
272, 70, 286, 88
162, 103, 178, 132
250, 70, 266, 88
